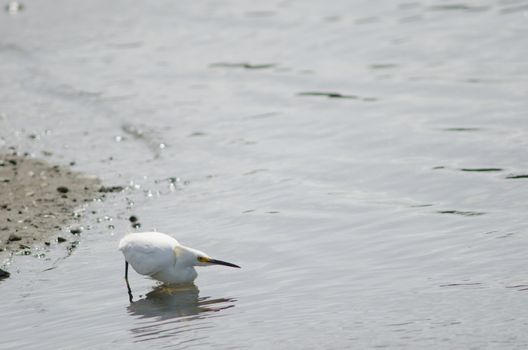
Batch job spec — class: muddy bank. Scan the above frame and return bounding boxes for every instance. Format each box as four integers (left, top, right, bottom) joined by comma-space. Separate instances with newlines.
0, 154, 117, 253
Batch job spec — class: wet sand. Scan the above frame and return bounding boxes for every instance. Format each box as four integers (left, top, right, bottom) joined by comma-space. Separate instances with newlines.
0, 154, 110, 253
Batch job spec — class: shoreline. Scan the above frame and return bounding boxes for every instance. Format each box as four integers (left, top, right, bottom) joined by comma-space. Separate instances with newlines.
0, 154, 121, 266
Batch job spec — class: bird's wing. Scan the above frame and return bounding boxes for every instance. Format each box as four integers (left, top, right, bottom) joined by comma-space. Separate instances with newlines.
119, 234, 176, 276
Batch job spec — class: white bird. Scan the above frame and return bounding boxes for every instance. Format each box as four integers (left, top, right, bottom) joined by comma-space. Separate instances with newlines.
118, 232, 240, 302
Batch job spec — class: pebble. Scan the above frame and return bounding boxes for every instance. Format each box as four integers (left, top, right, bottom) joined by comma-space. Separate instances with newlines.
98, 185, 124, 193
0, 268, 10, 279
70, 225, 83, 235
8, 233, 21, 242
57, 186, 69, 193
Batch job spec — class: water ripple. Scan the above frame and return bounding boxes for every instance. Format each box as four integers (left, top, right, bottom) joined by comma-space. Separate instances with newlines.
127, 285, 236, 344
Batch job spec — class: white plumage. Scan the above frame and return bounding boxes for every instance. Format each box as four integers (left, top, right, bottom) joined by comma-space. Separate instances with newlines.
119, 232, 187, 281
119, 232, 240, 290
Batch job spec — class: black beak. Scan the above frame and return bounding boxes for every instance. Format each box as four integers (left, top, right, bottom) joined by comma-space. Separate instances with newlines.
208, 258, 241, 268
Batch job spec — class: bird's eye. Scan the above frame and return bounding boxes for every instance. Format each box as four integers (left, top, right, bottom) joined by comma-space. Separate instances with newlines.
197, 256, 207, 262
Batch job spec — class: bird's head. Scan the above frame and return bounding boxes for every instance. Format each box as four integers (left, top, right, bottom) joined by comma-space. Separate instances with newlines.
178, 245, 240, 269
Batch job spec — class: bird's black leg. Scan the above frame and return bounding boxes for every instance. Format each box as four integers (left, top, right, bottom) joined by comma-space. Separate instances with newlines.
125, 261, 133, 303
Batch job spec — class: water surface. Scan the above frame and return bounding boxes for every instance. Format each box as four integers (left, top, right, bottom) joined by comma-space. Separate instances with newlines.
1, 0, 528, 348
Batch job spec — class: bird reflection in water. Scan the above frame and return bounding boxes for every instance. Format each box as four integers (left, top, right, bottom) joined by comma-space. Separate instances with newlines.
127, 284, 236, 343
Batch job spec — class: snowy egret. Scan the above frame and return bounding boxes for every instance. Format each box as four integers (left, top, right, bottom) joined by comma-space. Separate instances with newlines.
118, 232, 240, 302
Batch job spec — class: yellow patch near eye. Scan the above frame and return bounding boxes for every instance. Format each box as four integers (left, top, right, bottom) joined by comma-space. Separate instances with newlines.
197, 256, 209, 263
174, 246, 183, 258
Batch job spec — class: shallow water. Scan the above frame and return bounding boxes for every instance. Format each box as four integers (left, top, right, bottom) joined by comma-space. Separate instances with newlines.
1, 0, 528, 348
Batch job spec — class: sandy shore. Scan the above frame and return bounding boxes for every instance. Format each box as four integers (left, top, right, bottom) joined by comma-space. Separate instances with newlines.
0, 154, 119, 255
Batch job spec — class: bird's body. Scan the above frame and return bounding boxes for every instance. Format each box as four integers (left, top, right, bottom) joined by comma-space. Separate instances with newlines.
119, 232, 198, 284
119, 232, 239, 297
